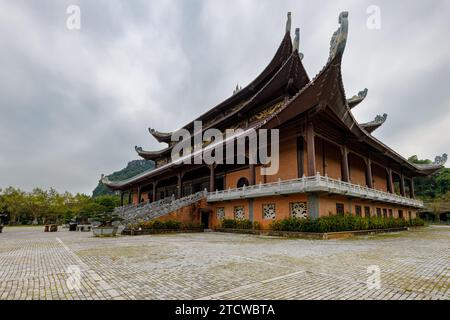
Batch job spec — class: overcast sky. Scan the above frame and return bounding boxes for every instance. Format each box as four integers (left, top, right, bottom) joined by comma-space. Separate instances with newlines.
0, 0, 449, 195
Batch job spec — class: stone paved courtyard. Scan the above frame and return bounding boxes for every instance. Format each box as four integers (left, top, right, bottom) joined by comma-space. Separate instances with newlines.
0, 225, 448, 300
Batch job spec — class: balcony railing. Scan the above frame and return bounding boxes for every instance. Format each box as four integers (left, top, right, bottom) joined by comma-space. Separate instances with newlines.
206, 173, 423, 208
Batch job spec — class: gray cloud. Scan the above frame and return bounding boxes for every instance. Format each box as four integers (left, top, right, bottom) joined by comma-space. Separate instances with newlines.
0, 0, 449, 194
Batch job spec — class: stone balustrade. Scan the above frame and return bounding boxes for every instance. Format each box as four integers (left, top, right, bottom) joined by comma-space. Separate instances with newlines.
206, 173, 423, 208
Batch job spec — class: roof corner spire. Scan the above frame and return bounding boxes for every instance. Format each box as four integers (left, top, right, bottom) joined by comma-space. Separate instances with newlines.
293, 28, 300, 51
328, 11, 349, 61
285, 12, 292, 34
233, 83, 241, 95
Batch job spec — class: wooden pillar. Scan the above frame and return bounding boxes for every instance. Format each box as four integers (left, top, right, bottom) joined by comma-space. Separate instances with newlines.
137, 185, 142, 203
249, 164, 256, 185
120, 191, 124, 206
340, 146, 349, 182
399, 174, 406, 197
409, 178, 415, 199
306, 121, 316, 176
177, 173, 183, 198
365, 158, 373, 188
209, 165, 216, 192
387, 168, 394, 193
152, 182, 157, 202
128, 190, 132, 204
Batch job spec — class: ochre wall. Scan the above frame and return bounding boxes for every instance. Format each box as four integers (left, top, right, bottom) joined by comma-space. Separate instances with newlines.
148, 194, 417, 230
225, 169, 250, 189
372, 164, 388, 192
210, 194, 307, 230
348, 153, 366, 186
252, 194, 308, 229
157, 204, 201, 224
317, 195, 417, 219
224, 133, 298, 187
263, 133, 298, 183
325, 141, 342, 180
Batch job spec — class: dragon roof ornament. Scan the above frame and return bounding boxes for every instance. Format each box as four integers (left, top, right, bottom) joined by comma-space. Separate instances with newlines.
433, 153, 448, 166
412, 153, 447, 173
329, 11, 349, 61
360, 113, 387, 133
347, 88, 368, 108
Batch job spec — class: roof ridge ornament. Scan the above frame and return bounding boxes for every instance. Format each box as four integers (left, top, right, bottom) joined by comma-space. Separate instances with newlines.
328, 11, 349, 61
293, 28, 300, 51
360, 113, 387, 133
375, 113, 387, 123
286, 12, 292, 33
233, 83, 242, 95
434, 154, 448, 166
347, 88, 368, 108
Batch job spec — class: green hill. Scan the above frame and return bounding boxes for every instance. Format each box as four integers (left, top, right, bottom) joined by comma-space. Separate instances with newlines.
408, 155, 450, 200
92, 160, 155, 197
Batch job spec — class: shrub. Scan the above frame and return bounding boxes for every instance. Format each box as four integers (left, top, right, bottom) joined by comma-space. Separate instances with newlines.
183, 222, 204, 229
270, 214, 424, 233
221, 219, 256, 230
163, 220, 182, 230
236, 219, 253, 230
221, 219, 237, 229
136, 219, 183, 230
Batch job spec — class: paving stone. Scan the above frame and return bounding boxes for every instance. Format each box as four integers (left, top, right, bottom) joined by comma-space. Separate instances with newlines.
0, 226, 448, 300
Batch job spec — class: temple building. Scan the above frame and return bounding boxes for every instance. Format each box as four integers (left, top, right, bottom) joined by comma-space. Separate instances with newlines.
102, 12, 446, 229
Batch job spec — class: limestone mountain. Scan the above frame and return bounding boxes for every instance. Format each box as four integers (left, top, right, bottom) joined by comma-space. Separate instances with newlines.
92, 160, 155, 197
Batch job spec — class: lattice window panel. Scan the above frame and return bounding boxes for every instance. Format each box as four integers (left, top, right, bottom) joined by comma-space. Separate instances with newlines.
234, 206, 245, 220
290, 202, 308, 219
263, 203, 276, 220
216, 207, 225, 220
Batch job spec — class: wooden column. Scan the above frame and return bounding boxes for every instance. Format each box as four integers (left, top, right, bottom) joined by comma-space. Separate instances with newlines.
365, 159, 373, 188
128, 190, 132, 204
209, 165, 216, 192
152, 182, 157, 202
177, 173, 183, 198
387, 168, 394, 193
249, 164, 256, 185
340, 146, 349, 182
137, 185, 142, 203
120, 191, 124, 206
409, 178, 415, 199
297, 137, 304, 177
306, 121, 316, 176
399, 174, 406, 197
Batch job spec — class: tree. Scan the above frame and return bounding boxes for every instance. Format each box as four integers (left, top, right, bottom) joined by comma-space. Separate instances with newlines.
25, 188, 49, 224
1, 187, 26, 224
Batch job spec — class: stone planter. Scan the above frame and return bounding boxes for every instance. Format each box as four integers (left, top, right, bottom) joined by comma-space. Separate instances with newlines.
44, 224, 58, 232
92, 226, 118, 237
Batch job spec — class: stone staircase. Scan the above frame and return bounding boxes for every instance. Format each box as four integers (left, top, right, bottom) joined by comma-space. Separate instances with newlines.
114, 190, 207, 225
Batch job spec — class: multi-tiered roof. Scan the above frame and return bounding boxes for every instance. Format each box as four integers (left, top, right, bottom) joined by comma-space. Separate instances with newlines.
103, 12, 445, 190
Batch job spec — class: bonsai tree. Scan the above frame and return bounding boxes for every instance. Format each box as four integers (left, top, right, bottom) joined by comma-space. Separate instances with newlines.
91, 211, 123, 227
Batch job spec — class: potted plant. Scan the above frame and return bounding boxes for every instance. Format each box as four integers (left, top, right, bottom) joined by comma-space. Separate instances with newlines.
91, 212, 122, 237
